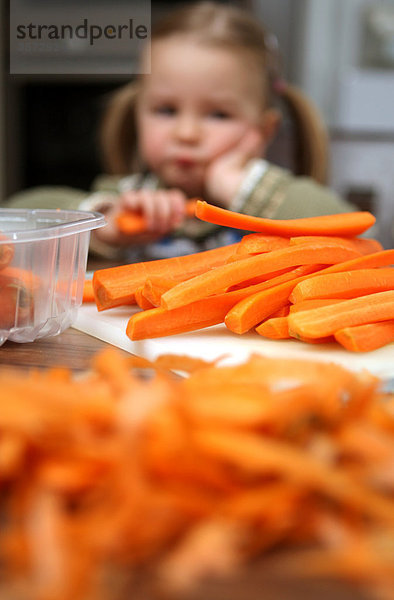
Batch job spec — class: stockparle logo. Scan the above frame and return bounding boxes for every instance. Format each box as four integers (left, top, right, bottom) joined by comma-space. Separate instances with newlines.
10, 1, 151, 75
15, 18, 148, 46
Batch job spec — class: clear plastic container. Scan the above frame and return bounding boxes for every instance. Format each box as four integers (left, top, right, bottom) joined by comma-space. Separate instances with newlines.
0, 208, 105, 345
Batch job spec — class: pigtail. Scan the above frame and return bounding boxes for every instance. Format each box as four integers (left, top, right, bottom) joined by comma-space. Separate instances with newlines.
277, 82, 330, 185
99, 81, 140, 175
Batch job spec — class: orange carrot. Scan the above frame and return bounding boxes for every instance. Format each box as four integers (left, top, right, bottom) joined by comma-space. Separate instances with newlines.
225, 268, 325, 334
161, 243, 360, 311
289, 268, 394, 304
127, 296, 237, 340
0, 233, 14, 270
334, 321, 394, 352
127, 267, 317, 340
224, 251, 394, 335
235, 233, 290, 255
93, 243, 238, 311
0, 272, 34, 328
117, 200, 198, 234
142, 276, 179, 307
255, 316, 290, 339
134, 285, 155, 310
195, 200, 376, 237
0, 266, 41, 291
288, 290, 394, 339
82, 279, 95, 303
290, 236, 383, 255
289, 299, 345, 313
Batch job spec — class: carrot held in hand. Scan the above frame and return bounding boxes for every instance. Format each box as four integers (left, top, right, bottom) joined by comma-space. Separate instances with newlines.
161, 242, 360, 311
195, 200, 376, 237
290, 268, 394, 303
334, 321, 394, 352
288, 290, 394, 339
117, 199, 198, 234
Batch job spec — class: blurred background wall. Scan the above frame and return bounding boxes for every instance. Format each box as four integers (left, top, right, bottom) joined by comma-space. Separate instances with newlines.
2, 0, 394, 246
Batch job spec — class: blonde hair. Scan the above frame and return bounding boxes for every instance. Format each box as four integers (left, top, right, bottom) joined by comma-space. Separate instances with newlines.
100, 1, 329, 184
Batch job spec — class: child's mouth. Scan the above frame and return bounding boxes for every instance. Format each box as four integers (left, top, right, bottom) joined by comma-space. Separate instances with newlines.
174, 158, 197, 169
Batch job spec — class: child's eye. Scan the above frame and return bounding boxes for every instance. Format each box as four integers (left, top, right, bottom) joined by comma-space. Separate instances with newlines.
208, 110, 232, 120
153, 105, 177, 116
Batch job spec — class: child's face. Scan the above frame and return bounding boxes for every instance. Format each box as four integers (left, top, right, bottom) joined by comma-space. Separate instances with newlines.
136, 36, 266, 197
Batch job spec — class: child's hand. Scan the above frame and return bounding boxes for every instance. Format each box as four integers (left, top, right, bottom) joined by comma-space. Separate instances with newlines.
204, 128, 265, 208
93, 189, 188, 248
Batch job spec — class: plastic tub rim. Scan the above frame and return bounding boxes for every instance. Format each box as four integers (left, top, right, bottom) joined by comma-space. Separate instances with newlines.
0, 208, 106, 243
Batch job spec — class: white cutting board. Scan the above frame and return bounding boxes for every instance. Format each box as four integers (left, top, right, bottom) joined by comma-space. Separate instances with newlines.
73, 304, 394, 378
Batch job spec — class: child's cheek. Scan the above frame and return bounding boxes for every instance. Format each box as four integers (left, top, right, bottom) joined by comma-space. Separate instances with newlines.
204, 122, 251, 160
139, 132, 166, 169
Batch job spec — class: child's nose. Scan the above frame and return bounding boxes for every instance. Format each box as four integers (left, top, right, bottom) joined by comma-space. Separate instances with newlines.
173, 113, 200, 142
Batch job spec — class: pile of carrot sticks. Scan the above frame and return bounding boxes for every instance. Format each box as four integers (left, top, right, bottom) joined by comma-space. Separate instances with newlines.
0, 349, 394, 600
91, 202, 394, 352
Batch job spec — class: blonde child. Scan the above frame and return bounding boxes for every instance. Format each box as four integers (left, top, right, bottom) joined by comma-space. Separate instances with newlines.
7, 2, 355, 259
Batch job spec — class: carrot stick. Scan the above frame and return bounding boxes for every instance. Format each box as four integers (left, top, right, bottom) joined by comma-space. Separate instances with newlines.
142, 276, 179, 307
290, 236, 383, 255
0, 233, 14, 270
225, 272, 320, 334
82, 279, 95, 303
0, 273, 34, 328
195, 200, 376, 237
235, 233, 290, 255
290, 268, 394, 303
134, 285, 155, 310
255, 316, 290, 339
334, 321, 394, 352
127, 267, 317, 340
288, 290, 394, 339
127, 296, 239, 340
116, 200, 198, 234
226, 250, 394, 334
161, 243, 360, 311
93, 243, 238, 311
289, 299, 345, 313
